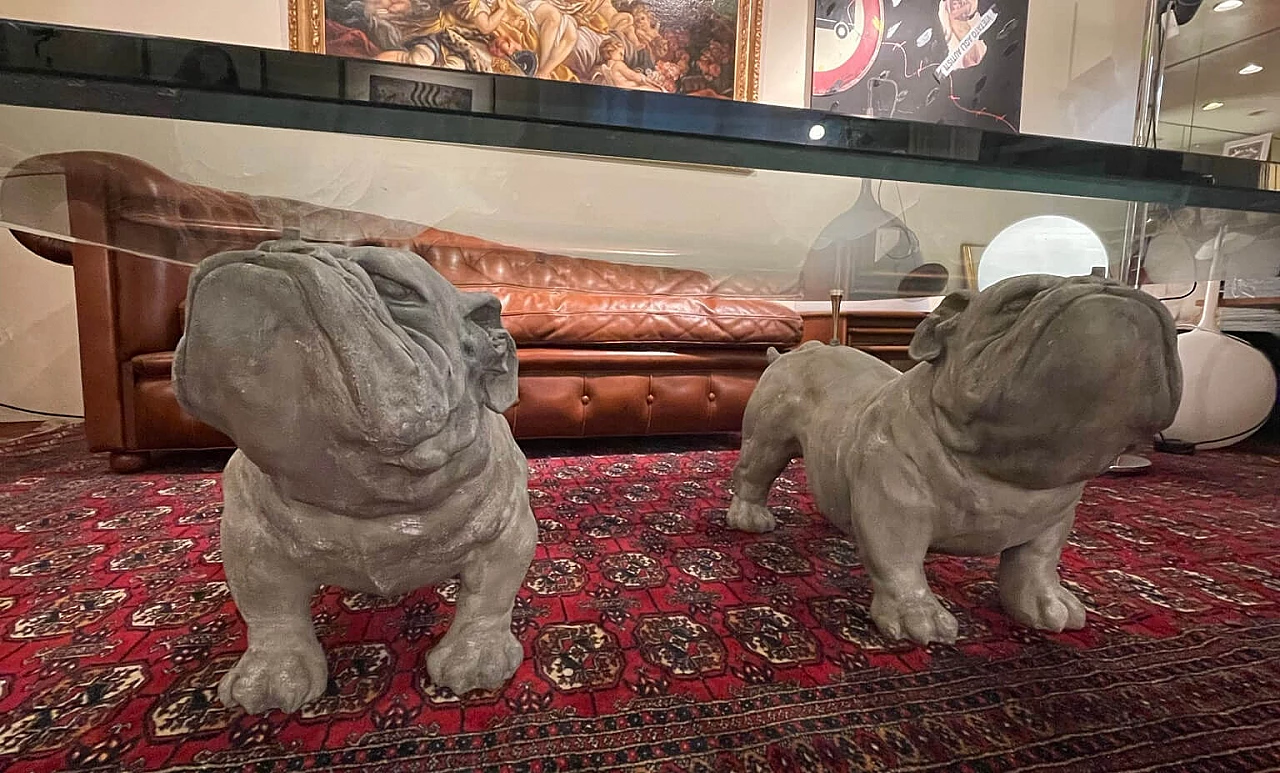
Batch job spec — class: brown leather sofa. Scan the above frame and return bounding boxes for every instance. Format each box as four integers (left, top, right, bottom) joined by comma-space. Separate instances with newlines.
4, 152, 803, 471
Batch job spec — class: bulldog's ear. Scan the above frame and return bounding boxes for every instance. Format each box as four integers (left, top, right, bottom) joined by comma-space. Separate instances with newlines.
908, 289, 973, 363
461, 292, 519, 412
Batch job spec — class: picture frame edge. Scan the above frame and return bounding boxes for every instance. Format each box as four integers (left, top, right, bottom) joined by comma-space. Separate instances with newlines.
734, 0, 764, 102
288, 0, 326, 54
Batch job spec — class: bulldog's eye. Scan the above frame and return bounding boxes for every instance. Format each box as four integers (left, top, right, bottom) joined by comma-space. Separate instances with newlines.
370, 275, 420, 303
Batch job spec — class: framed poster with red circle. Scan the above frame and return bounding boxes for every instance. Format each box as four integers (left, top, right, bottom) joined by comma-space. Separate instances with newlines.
810, 0, 1028, 133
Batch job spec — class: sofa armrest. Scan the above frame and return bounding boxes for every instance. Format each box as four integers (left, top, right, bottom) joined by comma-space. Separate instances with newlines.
9, 230, 74, 266
5, 151, 272, 264
5, 151, 428, 263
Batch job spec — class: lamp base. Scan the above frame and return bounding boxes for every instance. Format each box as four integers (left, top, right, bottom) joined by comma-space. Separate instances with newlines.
828, 288, 844, 346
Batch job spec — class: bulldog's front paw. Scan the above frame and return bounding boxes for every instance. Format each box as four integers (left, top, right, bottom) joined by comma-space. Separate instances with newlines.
1002, 582, 1086, 633
218, 638, 328, 714
427, 625, 523, 696
870, 593, 959, 645
727, 496, 777, 533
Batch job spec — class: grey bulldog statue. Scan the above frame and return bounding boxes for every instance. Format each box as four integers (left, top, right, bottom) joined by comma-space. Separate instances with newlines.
173, 239, 536, 714
728, 274, 1181, 645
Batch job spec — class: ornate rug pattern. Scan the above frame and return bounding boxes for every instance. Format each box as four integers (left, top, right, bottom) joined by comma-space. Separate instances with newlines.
0, 425, 1278, 772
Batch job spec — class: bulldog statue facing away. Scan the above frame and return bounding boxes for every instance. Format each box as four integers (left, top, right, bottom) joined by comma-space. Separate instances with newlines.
728, 275, 1181, 645
173, 240, 536, 714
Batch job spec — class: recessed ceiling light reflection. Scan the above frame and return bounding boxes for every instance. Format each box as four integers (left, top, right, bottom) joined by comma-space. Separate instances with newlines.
1202, 101, 1225, 111
808, 124, 826, 141
1238, 63, 1263, 75
1213, 1, 1244, 12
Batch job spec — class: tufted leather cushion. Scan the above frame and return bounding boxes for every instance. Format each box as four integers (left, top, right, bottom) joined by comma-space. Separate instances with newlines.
508, 371, 758, 437
398, 230, 802, 346
487, 287, 799, 346
130, 348, 762, 440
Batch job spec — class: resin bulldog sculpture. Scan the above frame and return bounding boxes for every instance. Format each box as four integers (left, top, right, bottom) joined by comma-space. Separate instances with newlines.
728, 274, 1181, 645
173, 240, 535, 714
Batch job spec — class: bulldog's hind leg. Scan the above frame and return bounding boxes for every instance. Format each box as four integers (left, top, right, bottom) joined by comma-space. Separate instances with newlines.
218, 489, 327, 714
427, 500, 536, 695
727, 431, 797, 534
998, 507, 1086, 632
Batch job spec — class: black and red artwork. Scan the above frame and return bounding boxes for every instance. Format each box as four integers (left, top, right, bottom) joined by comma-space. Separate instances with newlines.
811, 0, 1029, 132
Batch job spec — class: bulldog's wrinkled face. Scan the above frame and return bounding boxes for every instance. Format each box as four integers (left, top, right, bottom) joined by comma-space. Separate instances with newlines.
909, 274, 1182, 487
173, 241, 516, 501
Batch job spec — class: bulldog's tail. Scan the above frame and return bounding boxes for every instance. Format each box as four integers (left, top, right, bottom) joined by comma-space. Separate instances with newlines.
767, 340, 824, 364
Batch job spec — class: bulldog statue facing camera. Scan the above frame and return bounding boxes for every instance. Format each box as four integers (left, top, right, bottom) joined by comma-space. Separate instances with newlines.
174, 240, 536, 714
728, 274, 1181, 645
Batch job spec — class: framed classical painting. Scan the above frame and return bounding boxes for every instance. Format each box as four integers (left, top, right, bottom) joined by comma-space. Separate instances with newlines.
287, 0, 762, 101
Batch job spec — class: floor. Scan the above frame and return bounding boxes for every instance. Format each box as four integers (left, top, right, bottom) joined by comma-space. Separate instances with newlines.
0, 423, 1277, 772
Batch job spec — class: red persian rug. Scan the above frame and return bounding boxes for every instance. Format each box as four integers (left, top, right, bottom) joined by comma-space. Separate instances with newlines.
1, 425, 1279, 773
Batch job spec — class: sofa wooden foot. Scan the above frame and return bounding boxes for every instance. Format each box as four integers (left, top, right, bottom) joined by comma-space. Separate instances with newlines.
109, 451, 151, 473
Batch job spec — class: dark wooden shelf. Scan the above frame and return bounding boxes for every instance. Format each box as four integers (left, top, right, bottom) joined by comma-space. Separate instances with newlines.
844, 311, 934, 322
1221, 297, 1280, 309
848, 326, 922, 336
855, 345, 912, 355
800, 309, 925, 370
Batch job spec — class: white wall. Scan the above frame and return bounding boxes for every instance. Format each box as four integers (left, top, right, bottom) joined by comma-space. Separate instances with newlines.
758, 0, 813, 108
0, 230, 82, 422
1021, 0, 1150, 145
0, 0, 1142, 422
0, 0, 289, 48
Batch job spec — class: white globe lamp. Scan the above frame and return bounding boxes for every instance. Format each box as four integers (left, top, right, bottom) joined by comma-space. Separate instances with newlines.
977, 215, 1109, 291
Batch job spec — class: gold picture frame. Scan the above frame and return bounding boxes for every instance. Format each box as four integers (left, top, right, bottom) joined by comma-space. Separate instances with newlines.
287, 0, 762, 101
960, 243, 986, 290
